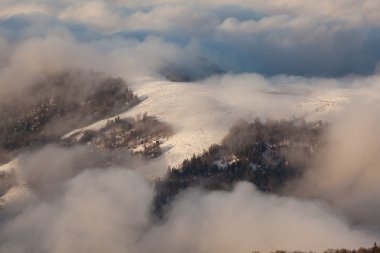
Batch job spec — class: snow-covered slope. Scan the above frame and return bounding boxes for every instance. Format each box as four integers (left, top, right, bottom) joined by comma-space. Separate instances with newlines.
0, 159, 18, 174
0, 76, 351, 207
62, 77, 350, 176
0, 159, 29, 208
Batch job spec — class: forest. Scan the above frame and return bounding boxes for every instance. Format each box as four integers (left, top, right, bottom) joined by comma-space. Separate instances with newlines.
0, 70, 139, 160
154, 118, 326, 216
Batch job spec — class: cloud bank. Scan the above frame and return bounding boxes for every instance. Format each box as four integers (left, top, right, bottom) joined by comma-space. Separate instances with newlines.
1, 0, 380, 76
0, 147, 377, 253
290, 100, 380, 230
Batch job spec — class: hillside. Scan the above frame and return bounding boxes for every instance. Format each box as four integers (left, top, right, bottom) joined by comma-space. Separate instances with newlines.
0, 70, 139, 160
154, 118, 326, 216
103, 78, 348, 173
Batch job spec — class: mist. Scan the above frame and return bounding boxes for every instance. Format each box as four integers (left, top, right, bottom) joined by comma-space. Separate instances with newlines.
289, 101, 380, 230
0, 146, 377, 253
0, 34, 206, 100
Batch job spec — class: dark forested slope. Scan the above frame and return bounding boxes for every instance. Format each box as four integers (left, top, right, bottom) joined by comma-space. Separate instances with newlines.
154, 118, 326, 215
0, 70, 139, 159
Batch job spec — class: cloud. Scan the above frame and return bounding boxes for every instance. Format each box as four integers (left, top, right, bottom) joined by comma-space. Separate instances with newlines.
290, 99, 380, 229
198, 73, 356, 121
0, 147, 377, 253
124, 5, 220, 37
194, 74, 380, 231
142, 183, 375, 253
0, 2, 50, 19
0, 34, 98, 100
59, 1, 125, 32
2, 0, 380, 76
0, 33, 209, 100
59, 2, 220, 36
0, 37, 11, 68
0, 167, 154, 253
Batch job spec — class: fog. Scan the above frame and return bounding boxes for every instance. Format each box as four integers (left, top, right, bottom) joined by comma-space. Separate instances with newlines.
0, 34, 204, 99
0, 146, 377, 253
290, 101, 380, 230
1, 1, 380, 252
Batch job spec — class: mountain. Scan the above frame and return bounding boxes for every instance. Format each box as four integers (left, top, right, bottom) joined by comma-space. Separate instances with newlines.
0, 70, 139, 161
154, 118, 325, 216
160, 57, 225, 82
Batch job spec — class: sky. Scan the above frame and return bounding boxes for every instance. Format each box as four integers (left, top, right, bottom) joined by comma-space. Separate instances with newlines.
1, 0, 380, 77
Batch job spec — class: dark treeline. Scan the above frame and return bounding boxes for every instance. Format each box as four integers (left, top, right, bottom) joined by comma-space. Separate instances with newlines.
65, 114, 173, 158
323, 244, 380, 253
267, 243, 380, 253
154, 118, 326, 217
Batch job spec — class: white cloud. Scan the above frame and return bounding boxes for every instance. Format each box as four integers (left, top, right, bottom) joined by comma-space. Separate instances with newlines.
59, 0, 125, 32
0, 0, 379, 75
142, 183, 375, 253
0, 3, 50, 19
292, 97, 380, 228
0, 147, 377, 253
124, 5, 220, 36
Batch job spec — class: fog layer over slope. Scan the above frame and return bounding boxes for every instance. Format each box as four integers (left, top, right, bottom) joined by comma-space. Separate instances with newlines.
0, 146, 377, 253
291, 102, 380, 229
